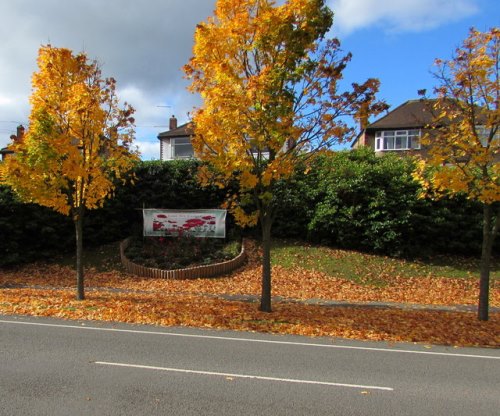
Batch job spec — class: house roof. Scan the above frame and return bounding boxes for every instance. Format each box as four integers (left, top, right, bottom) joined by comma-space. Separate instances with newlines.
157, 123, 193, 139
350, 99, 437, 148
366, 99, 435, 130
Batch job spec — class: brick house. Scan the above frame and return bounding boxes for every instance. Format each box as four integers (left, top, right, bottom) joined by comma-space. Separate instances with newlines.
351, 99, 432, 157
352, 98, 499, 160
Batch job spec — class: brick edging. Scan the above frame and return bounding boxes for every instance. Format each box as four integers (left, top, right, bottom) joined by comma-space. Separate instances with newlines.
120, 238, 247, 279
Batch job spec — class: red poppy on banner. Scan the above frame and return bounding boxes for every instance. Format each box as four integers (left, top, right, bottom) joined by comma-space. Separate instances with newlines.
143, 209, 226, 238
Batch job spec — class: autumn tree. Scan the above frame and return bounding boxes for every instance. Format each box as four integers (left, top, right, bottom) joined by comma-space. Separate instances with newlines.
184, 0, 387, 312
0, 45, 138, 300
415, 28, 499, 320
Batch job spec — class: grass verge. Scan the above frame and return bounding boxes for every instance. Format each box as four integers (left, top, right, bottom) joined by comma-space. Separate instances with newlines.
271, 239, 500, 284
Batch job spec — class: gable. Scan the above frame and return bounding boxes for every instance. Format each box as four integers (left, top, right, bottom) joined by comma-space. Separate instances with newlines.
367, 99, 435, 131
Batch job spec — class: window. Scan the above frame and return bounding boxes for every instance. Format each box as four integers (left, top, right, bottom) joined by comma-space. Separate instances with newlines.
375, 130, 421, 151
172, 137, 194, 159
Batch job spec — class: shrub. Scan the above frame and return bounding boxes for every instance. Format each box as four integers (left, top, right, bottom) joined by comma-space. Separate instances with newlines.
273, 148, 486, 257
1, 160, 230, 266
307, 149, 420, 254
0, 185, 73, 266
83, 159, 231, 245
124, 236, 241, 270
0, 152, 489, 266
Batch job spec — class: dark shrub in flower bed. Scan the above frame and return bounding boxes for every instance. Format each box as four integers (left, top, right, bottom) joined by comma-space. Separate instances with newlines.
124, 236, 241, 270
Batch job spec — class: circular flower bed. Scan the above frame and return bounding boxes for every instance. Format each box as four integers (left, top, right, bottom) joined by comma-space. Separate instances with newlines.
120, 236, 246, 279
124, 236, 241, 270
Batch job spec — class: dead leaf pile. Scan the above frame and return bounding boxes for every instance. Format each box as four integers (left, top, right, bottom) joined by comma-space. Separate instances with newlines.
1, 250, 498, 307
1, 240, 499, 347
0, 288, 498, 347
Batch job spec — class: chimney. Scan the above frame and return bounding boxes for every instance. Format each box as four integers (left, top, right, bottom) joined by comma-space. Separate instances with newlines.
14, 125, 25, 142
169, 115, 177, 131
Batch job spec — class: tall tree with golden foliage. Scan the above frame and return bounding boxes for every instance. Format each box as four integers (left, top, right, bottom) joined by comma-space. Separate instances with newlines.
1, 45, 138, 300
184, 0, 387, 312
415, 28, 500, 320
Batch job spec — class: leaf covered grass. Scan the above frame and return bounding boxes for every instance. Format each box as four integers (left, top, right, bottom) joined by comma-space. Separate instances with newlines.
0, 289, 498, 348
271, 240, 500, 284
1, 239, 499, 348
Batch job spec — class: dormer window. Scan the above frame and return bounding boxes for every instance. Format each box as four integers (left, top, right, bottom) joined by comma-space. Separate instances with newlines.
375, 129, 421, 151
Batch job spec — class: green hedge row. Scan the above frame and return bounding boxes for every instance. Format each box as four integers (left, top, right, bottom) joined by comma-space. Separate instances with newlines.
0, 186, 74, 265
272, 148, 484, 257
83, 159, 229, 246
0, 160, 228, 267
0, 151, 489, 267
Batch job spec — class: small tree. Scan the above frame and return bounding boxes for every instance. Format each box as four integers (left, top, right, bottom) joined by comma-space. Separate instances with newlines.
415, 28, 500, 320
1, 45, 138, 300
184, 0, 387, 312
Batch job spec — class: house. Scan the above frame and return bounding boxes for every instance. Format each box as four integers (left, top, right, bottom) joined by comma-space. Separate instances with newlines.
351, 99, 431, 157
0, 125, 24, 161
157, 115, 294, 161
157, 116, 194, 161
352, 98, 500, 158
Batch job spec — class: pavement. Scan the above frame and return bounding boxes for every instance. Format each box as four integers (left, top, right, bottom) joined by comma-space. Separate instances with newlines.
1, 315, 499, 416
2, 282, 499, 313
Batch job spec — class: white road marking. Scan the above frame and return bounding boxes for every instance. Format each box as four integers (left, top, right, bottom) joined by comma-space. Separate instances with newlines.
94, 361, 394, 391
1, 318, 499, 360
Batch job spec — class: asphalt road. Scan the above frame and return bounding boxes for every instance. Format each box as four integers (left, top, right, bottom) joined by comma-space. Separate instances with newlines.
1, 315, 499, 415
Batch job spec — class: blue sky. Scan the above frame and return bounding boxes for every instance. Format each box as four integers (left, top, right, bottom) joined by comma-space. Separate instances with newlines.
334, 0, 499, 113
0, 0, 498, 159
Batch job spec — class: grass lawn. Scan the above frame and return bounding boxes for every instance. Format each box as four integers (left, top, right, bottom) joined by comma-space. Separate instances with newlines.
271, 239, 500, 285
53, 238, 499, 284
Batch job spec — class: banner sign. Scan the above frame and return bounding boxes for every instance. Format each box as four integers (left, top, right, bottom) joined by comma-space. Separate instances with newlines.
143, 209, 226, 238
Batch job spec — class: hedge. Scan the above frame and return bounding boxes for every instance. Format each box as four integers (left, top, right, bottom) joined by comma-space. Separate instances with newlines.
272, 148, 485, 257
0, 160, 228, 267
0, 151, 490, 266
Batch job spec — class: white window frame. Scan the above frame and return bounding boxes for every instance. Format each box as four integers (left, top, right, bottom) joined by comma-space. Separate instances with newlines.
375, 129, 421, 151
171, 137, 194, 159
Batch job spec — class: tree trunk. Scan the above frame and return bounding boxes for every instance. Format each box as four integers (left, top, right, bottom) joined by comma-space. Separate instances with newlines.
478, 204, 499, 321
74, 208, 85, 301
260, 211, 273, 313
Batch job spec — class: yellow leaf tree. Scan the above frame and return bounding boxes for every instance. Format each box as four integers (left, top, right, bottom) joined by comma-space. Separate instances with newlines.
1, 45, 138, 300
184, 0, 387, 312
415, 28, 500, 320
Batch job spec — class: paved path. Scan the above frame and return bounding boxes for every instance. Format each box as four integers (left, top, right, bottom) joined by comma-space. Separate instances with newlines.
3, 282, 498, 313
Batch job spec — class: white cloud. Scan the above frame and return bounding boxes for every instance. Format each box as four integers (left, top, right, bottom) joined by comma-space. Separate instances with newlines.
117, 84, 200, 161
329, 0, 479, 34
0, 95, 13, 106
135, 139, 160, 161
0, 0, 215, 156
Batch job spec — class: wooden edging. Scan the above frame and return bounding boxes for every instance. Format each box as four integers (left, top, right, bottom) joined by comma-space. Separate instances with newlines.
119, 238, 247, 280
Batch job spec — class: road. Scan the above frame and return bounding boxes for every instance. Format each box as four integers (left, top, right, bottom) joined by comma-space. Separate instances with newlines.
1, 315, 499, 415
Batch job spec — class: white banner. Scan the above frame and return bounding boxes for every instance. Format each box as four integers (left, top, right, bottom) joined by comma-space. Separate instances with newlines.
143, 209, 226, 238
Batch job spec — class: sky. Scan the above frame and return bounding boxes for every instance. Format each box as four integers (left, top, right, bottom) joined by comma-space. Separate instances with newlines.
0, 0, 498, 160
